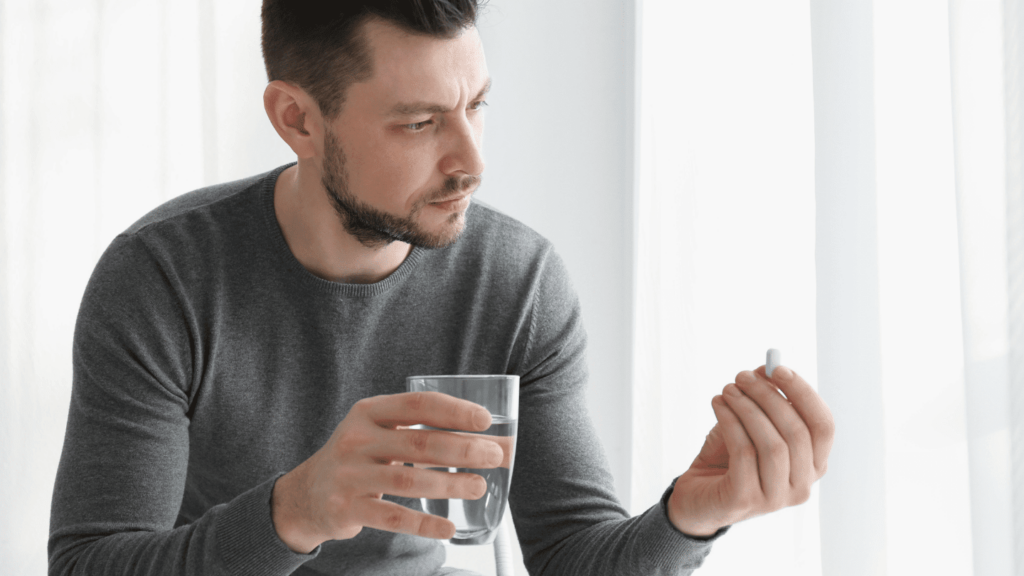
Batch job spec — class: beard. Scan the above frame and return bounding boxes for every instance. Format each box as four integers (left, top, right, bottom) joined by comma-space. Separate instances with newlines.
321, 128, 479, 249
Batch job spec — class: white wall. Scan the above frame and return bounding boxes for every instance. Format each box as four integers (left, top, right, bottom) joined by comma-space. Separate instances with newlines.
474, 1, 636, 506
454, 3, 637, 573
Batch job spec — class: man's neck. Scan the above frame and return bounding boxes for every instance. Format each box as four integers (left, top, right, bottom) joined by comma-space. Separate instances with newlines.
273, 163, 413, 284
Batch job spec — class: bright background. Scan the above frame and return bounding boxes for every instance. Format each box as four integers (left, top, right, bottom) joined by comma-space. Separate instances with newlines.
1, 1, 1020, 575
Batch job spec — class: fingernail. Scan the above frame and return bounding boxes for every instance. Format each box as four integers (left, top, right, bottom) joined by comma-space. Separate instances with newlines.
473, 409, 492, 430
486, 443, 503, 466
725, 383, 742, 397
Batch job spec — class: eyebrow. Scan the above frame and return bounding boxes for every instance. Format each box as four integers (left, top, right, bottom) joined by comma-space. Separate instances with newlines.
388, 78, 492, 117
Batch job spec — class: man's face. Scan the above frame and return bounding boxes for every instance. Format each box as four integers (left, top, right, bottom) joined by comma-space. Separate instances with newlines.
320, 19, 489, 249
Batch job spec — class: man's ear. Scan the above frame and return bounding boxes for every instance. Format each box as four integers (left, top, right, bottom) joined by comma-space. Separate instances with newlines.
264, 80, 321, 159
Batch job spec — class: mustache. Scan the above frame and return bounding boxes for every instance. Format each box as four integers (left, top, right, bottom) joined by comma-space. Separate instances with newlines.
424, 174, 481, 203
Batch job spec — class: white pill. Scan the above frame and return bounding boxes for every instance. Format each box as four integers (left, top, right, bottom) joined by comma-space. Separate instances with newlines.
766, 348, 781, 377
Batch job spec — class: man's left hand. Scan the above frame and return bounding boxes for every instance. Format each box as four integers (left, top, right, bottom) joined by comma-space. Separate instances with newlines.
667, 365, 835, 537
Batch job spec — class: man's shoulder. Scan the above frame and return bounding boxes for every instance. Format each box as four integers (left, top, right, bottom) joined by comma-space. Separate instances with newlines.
91, 165, 288, 289
122, 165, 285, 237
437, 200, 574, 304
461, 199, 553, 261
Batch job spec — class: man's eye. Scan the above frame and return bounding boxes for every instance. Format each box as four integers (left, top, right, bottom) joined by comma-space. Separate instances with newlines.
406, 120, 433, 131
470, 100, 489, 111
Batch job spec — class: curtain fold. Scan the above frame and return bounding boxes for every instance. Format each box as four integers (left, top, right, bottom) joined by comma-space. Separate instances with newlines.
1002, 1, 1024, 572
950, 0, 1021, 574
808, 1, 887, 573
996, 0, 1024, 572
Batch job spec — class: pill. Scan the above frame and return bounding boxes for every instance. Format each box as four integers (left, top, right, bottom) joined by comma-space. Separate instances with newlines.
766, 348, 781, 378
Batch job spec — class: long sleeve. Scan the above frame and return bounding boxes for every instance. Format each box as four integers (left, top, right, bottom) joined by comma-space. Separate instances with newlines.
508, 248, 726, 576
48, 234, 316, 576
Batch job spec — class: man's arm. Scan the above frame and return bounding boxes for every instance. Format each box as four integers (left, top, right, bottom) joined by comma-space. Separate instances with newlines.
48, 234, 315, 576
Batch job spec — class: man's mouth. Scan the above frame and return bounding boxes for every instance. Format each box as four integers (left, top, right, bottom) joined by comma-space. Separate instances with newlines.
431, 193, 469, 204
429, 193, 472, 211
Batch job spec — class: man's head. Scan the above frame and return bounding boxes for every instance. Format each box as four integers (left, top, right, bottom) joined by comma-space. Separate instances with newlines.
261, 1, 489, 249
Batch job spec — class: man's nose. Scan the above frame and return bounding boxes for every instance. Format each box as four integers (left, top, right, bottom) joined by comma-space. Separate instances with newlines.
441, 117, 485, 177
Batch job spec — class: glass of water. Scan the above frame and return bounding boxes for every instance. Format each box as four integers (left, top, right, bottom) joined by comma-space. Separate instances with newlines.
406, 374, 519, 545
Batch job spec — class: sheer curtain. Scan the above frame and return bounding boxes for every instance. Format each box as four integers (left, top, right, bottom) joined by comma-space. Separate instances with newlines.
0, 1, 292, 572
635, 0, 1020, 575
956, 0, 1024, 574
632, 1, 820, 574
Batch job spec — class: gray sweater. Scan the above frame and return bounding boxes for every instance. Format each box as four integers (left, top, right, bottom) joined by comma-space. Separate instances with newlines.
49, 164, 724, 575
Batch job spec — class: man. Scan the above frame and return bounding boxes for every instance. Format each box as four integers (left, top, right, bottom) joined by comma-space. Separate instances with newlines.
49, 1, 834, 575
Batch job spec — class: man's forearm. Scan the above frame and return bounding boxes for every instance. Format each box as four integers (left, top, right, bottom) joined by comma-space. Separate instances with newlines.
50, 474, 315, 576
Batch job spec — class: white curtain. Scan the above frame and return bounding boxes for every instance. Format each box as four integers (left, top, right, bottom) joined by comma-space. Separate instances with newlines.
635, 0, 1020, 575
955, 0, 1024, 574
633, 1, 821, 574
0, 1, 292, 573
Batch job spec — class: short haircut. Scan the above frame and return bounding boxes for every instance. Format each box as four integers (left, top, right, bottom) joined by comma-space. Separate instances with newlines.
261, 0, 482, 119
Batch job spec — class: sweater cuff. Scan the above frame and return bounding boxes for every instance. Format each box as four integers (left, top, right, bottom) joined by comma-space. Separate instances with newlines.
658, 481, 730, 542
215, 472, 319, 575
630, 482, 729, 570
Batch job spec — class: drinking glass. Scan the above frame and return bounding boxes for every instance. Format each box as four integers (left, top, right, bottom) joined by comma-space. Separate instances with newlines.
406, 375, 519, 545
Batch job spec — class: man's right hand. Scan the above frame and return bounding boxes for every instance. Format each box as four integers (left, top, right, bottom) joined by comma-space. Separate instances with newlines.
270, 391, 504, 553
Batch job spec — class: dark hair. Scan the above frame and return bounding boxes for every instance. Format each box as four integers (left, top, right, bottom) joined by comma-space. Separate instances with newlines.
261, 0, 482, 119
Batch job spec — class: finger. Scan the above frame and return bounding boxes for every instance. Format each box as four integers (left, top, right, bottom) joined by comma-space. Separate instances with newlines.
757, 366, 835, 477
374, 428, 505, 469
353, 496, 457, 540
722, 383, 790, 507
358, 392, 492, 432
693, 422, 730, 469
709, 394, 760, 496
735, 371, 813, 502
362, 464, 488, 500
